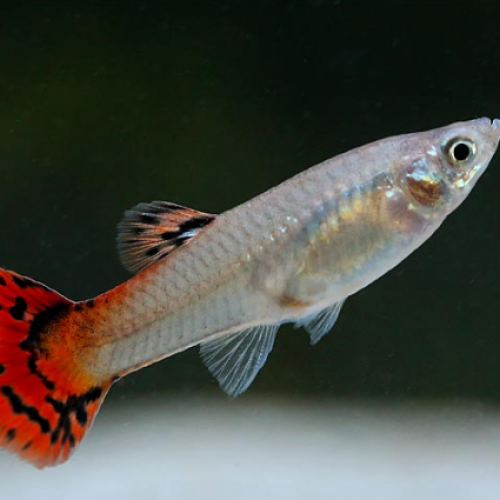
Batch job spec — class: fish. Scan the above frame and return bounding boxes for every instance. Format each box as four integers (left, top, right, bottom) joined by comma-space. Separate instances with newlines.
0, 118, 498, 468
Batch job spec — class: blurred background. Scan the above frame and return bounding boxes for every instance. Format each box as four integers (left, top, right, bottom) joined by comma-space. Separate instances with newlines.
1, 0, 500, 498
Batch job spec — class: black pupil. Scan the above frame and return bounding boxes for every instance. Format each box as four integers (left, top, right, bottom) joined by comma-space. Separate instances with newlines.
453, 142, 471, 162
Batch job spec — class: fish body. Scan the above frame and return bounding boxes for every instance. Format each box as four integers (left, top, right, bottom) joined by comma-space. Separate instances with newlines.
83, 118, 500, 376
0, 118, 498, 467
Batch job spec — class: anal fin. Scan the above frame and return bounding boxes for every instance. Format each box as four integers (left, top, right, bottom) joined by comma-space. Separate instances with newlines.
200, 325, 279, 398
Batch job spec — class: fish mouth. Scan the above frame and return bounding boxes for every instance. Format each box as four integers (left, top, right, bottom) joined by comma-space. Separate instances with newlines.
489, 118, 500, 151
482, 116, 500, 140
473, 117, 500, 150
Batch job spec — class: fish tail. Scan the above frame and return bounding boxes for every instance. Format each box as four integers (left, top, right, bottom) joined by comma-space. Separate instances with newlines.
0, 268, 112, 468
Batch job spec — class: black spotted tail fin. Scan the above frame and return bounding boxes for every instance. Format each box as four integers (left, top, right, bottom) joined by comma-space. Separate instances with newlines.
0, 268, 111, 468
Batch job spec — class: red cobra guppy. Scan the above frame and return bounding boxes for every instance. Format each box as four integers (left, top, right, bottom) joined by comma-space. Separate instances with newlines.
0, 118, 498, 467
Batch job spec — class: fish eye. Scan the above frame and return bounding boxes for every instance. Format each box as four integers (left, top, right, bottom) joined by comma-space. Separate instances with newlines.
444, 137, 477, 167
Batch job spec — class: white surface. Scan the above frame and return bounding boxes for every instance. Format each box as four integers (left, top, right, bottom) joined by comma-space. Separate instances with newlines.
2, 397, 500, 500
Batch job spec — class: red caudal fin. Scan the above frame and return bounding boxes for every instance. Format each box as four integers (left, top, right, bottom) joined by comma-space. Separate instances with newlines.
0, 268, 111, 468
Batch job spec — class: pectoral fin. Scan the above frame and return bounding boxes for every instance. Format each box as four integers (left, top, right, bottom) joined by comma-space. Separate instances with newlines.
295, 300, 345, 345
200, 325, 279, 397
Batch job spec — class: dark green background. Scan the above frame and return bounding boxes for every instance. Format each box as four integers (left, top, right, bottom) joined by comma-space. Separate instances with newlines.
0, 0, 499, 402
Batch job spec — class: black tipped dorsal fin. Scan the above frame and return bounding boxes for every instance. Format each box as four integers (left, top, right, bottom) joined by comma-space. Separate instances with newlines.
117, 201, 216, 273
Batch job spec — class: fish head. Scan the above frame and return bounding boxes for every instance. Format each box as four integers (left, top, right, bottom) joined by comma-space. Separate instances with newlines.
397, 117, 500, 218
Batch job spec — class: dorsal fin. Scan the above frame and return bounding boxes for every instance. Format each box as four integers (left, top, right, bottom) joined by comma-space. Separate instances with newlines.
117, 201, 216, 273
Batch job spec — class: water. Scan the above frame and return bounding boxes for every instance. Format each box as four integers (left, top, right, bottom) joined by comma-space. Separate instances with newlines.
1, 1, 500, 497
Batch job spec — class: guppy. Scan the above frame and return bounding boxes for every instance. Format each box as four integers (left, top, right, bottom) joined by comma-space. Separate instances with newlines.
0, 118, 498, 468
